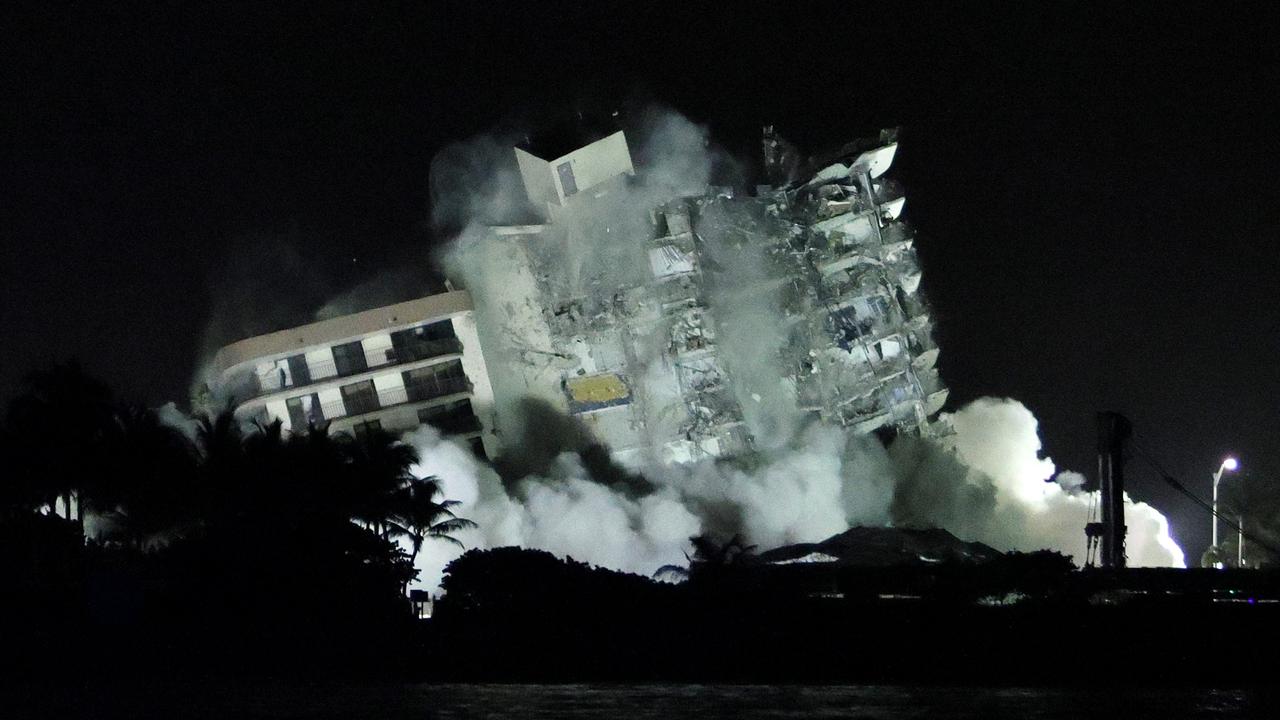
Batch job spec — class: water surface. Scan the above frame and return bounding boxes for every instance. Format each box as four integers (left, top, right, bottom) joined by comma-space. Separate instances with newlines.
26, 683, 1280, 719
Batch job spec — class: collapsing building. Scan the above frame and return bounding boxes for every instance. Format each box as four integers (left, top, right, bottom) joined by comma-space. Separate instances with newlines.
459, 124, 948, 466
209, 291, 500, 457
210, 122, 947, 465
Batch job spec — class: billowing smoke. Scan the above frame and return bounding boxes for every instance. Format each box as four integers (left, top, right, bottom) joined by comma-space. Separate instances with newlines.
190, 233, 332, 404
421, 108, 1183, 587
932, 399, 1185, 569
406, 396, 1183, 590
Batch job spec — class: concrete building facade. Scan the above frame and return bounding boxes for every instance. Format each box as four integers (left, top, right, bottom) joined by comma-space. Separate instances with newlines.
211, 123, 946, 467
459, 124, 948, 469
211, 291, 498, 456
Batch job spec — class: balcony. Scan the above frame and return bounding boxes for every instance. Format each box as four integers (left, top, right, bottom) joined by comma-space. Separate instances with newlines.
316, 375, 472, 422
393, 337, 464, 364
405, 375, 470, 403
248, 337, 463, 400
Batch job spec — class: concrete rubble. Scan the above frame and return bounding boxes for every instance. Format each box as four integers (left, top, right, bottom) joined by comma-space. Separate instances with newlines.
463, 124, 950, 466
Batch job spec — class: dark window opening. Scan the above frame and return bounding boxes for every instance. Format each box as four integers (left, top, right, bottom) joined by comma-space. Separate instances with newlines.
390, 321, 460, 362
557, 161, 578, 197
332, 341, 368, 376
352, 419, 382, 440
417, 398, 481, 435
468, 437, 488, 461
286, 393, 322, 429
341, 379, 379, 415
403, 360, 469, 402
286, 354, 311, 386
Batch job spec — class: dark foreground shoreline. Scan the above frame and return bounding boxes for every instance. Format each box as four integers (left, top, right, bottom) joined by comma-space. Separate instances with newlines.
8, 586, 1279, 689
7, 682, 1280, 720
7, 548, 1280, 689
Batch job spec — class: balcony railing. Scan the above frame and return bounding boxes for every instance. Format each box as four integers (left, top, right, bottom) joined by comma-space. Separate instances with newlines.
342, 393, 382, 416
394, 337, 463, 363
406, 376, 470, 403
314, 376, 472, 422
249, 337, 464, 399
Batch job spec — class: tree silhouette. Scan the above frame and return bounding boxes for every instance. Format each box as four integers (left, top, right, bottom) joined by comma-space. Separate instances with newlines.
3, 361, 115, 522
341, 427, 477, 569
655, 534, 758, 581
89, 404, 200, 547
393, 476, 477, 566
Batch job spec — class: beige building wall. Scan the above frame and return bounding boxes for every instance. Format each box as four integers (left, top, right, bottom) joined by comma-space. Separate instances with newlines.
214, 290, 500, 455
514, 130, 635, 216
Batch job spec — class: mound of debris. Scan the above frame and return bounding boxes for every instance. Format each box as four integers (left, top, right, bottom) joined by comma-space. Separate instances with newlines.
759, 526, 1001, 567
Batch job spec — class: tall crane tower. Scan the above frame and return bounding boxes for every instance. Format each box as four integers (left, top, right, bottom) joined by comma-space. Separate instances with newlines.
1085, 412, 1131, 568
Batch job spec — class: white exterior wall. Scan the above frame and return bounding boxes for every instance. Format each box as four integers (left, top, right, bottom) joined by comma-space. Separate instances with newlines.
256, 359, 288, 387
265, 399, 289, 430
317, 387, 344, 419
362, 333, 394, 368
453, 312, 500, 458
306, 347, 336, 380
372, 371, 406, 406
516, 131, 635, 215
515, 147, 559, 217
552, 131, 633, 201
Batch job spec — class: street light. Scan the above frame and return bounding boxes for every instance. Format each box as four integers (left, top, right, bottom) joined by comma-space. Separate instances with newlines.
1212, 456, 1239, 568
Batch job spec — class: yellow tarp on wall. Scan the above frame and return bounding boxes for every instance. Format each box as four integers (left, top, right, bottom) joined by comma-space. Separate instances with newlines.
566, 373, 630, 404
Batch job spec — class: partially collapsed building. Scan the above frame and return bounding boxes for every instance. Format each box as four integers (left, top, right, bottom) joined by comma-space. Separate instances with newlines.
460, 124, 948, 466
211, 123, 947, 464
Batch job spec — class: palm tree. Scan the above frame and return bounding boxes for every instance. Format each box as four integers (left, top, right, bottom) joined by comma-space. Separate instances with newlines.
339, 428, 476, 592
391, 475, 477, 567
341, 427, 421, 539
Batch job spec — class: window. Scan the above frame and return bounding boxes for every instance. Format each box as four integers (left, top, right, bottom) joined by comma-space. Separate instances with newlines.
352, 418, 382, 440
285, 354, 311, 386
417, 399, 480, 435
403, 360, 468, 402
340, 379, 379, 415
332, 341, 368, 376
286, 393, 322, 430
390, 321, 459, 362
557, 161, 578, 197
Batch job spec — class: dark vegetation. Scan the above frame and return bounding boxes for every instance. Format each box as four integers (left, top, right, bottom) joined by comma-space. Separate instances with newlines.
428, 544, 1280, 686
5, 363, 1280, 687
1, 363, 469, 680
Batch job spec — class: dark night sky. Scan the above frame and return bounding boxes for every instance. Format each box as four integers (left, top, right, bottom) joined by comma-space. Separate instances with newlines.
3, 2, 1278, 561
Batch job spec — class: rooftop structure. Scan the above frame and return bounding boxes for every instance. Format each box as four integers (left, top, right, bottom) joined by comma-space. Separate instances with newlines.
211, 291, 498, 456
514, 129, 635, 218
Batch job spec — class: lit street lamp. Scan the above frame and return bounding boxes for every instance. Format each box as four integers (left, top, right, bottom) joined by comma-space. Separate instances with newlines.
1212, 456, 1239, 569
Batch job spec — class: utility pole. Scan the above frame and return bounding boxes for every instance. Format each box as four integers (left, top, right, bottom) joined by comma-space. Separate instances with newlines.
1210, 457, 1238, 569
1239, 515, 1245, 568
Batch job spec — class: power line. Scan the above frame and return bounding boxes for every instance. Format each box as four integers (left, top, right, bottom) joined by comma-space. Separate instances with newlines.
1129, 435, 1280, 558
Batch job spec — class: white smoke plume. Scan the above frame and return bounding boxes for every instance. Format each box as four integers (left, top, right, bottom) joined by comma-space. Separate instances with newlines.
941, 398, 1183, 568
404, 396, 1183, 591
407, 108, 1186, 587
